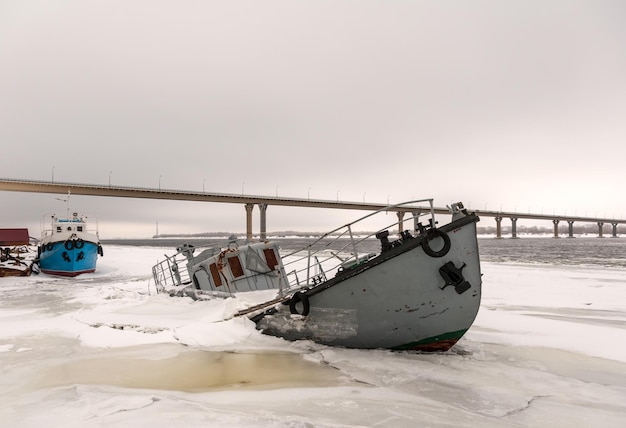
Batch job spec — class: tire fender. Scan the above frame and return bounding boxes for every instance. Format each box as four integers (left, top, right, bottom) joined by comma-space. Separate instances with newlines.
421, 228, 451, 258
289, 292, 310, 316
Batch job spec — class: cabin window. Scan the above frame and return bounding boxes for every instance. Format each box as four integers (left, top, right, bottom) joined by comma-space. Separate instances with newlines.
77, 226, 83, 232
209, 263, 222, 287
263, 248, 279, 271
56, 226, 62, 233
227, 256, 244, 278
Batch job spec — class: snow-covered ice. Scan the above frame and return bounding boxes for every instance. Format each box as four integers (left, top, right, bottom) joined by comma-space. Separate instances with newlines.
1, 245, 625, 427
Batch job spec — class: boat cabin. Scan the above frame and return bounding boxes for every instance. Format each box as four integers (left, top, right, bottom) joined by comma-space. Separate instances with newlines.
153, 240, 289, 297
188, 241, 286, 294
53, 213, 87, 234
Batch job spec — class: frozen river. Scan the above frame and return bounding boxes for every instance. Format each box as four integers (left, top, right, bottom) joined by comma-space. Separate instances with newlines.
1, 239, 625, 427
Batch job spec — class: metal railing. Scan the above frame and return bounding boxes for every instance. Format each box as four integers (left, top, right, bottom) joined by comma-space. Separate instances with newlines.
279, 199, 436, 290
152, 250, 192, 290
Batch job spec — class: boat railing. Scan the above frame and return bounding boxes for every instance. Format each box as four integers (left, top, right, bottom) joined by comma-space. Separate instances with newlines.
281, 199, 437, 289
152, 251, 191, 291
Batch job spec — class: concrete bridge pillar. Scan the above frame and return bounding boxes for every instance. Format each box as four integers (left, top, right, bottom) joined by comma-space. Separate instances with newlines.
245, 204, 254, 242
597, 222, 604, 238
259, 204, 268, 240
412, 210, 421, 231
611, 223, 619, 238
567, 220, 575, 238
511, 218, 518, 239
396, 211, 405, 236
553, 219, 560, 238
495, 216, 503, 239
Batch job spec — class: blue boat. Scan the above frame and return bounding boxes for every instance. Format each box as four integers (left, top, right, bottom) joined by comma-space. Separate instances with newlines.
38, 211, 103, 277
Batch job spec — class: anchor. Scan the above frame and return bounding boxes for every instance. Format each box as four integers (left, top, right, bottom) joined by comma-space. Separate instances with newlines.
439, 261, 471, 294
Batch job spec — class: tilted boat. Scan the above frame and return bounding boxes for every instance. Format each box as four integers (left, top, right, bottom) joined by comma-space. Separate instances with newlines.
152, 200, 482, 351
37, 198, 103, 277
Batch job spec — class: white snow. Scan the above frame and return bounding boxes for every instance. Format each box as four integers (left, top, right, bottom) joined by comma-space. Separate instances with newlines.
0, 245, 625, 427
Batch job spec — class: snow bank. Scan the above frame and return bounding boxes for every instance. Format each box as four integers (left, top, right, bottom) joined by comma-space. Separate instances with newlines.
0, 245, 625, 427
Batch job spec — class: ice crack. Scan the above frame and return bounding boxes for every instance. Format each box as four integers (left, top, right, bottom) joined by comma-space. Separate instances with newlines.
502, 395, 552, 418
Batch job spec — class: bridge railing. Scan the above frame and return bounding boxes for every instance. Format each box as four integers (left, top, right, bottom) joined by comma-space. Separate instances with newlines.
1, 177, 624, 226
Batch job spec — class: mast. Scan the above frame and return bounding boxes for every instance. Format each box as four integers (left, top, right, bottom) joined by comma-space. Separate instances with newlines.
66, 189, 71, 219
54, 189, 71, 219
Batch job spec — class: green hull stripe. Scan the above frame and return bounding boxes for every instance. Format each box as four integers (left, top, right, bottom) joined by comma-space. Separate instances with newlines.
392, 329, 468, 351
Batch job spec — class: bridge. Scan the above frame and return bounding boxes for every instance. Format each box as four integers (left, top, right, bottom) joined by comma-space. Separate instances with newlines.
1, 178, 624, 239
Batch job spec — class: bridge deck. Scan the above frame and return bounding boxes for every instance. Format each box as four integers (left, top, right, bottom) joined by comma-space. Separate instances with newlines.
1, 178, 624, 240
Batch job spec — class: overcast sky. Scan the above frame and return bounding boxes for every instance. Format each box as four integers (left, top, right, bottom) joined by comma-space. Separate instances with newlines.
2, 1, 625, 238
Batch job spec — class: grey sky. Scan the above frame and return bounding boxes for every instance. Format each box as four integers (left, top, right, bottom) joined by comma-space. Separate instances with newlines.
2, 1, 625, 238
